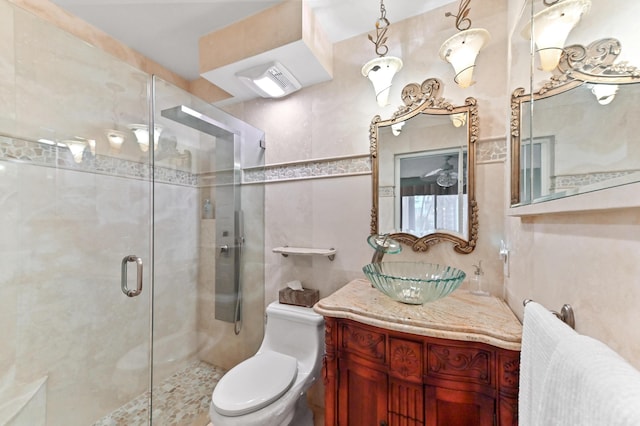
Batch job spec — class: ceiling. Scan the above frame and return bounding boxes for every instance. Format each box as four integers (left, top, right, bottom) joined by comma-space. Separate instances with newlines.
49, 0, 455, 81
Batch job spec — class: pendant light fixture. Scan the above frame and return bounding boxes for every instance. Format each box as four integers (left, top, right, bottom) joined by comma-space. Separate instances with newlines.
106, 129, 126, 153
590, 83, 619, 106
522, 0, 591, 72
128, 124, 162, 152
439, 0, 490, 88
63, 139, 87, 163
361, 0, 403, 107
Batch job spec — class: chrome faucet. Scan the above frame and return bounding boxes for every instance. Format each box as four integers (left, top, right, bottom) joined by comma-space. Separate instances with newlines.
367, 234, 402, 263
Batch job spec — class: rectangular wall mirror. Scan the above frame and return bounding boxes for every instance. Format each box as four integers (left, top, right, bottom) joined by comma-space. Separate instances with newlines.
510, 0, 640, 207
511, 39, 640, 206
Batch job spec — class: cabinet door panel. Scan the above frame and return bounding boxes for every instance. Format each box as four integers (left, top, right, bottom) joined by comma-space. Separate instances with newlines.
425, 386, 495, 426
427, 343, 492, 386
338, 359, 388, 426
389, 379, 424, 423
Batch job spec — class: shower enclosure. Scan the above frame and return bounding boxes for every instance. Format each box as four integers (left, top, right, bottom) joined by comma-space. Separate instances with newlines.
0, 2, 265, 424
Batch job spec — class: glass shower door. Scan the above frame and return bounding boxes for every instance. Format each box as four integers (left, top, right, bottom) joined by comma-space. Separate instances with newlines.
1, 3, 154, 424
150, 76, 266, 425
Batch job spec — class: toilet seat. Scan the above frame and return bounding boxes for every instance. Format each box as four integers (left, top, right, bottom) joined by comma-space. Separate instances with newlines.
212, 351, 298, 416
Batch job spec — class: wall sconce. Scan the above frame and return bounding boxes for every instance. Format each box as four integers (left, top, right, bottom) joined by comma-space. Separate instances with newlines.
522, 0, 591, 72
63, 139, 87, 163
590, 83, 619, 105
128, 124, 162, 152
439, 0, 490, 89
236, 61, 302, 98
450, 112, 467, 128
361, 0, 403, 107
106, 130, 126, 153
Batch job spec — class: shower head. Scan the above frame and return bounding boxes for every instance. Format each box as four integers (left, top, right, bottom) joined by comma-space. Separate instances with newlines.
161, 105, 236, 139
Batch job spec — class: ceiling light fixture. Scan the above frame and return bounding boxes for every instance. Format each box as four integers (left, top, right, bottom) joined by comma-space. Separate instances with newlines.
436, 157, 459, 188
361, 0, 403, 107
236, 61, 302, 99
439, 0, 490, 89
522, 0, 591, 72
420, 156, 459, 188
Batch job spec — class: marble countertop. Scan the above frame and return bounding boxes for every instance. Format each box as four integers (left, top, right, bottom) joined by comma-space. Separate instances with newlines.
314, 279, 522, 351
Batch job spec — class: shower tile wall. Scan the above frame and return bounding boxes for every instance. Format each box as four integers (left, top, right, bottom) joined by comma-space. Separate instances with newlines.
0, 2, 264, 424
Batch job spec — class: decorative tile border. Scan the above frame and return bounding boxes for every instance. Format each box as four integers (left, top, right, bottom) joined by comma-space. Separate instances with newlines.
243, 155, 371, 184
242, 136, 505, 185
552, 170, 640, 190
1, 135, 197, 186
476, 136, 507, 163
379, 186, 394, 197
3, 134, 504, 187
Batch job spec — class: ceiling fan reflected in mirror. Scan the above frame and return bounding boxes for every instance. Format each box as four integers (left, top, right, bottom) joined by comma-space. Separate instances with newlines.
420, 156, 458, 187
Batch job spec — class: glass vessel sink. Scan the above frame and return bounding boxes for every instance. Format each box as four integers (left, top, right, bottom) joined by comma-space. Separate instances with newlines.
362, 262, 466, 305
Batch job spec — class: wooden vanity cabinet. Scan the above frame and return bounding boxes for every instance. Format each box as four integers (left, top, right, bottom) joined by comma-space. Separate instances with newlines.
323, 317, 520, 426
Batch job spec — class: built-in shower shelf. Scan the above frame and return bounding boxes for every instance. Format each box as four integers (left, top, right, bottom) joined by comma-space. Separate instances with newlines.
272, 246, 337, 261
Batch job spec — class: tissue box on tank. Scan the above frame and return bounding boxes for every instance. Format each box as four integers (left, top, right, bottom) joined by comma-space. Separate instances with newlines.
279, 287, 320, 307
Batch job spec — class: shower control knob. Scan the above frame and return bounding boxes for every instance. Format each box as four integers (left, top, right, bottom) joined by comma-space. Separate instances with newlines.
220, 244, 230, 255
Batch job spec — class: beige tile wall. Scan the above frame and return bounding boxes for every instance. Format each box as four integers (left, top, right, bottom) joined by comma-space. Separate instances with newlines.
5, 4, 640, 425
223, 0, 511, 307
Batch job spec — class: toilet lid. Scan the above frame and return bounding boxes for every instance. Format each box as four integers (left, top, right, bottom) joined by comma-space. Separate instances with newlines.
212, 351, 298, 416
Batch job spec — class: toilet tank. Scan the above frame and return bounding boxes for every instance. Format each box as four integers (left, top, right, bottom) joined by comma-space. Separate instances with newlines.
259, 302, 324, 373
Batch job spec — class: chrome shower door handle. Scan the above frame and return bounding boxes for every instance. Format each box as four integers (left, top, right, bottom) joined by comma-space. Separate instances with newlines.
121, 255, 143, 297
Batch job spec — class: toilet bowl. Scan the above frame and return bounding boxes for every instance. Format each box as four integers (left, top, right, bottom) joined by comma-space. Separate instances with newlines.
210, 302, 324, 426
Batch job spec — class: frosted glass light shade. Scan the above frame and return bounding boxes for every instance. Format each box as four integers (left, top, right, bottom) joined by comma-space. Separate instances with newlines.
128, 124, 162, 152
522, 0, 591, 71
362, 56, 403, 107
106, 130, 126, 152
591, 84, 619, 105
86, 139, 96, 155
64, 140, 87, 163
450, 112, 467, 128
439, 28, 490, 88
391, 121, 405, 136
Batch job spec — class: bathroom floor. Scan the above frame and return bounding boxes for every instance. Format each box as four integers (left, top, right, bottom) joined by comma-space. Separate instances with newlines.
93, 361, 225, 426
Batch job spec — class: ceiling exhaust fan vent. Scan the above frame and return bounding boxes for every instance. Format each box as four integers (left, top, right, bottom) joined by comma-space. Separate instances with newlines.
236, 61, 302, 99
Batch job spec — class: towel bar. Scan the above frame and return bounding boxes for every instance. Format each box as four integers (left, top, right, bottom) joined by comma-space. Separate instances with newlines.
523, 299, 575, 329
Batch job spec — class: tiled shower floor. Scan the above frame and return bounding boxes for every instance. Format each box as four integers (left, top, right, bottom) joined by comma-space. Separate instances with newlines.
93, 361, 226, 426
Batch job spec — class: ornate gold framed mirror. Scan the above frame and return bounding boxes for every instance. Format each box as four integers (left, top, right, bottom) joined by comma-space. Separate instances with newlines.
370, 78, 479, 254
511, 38, 640, 206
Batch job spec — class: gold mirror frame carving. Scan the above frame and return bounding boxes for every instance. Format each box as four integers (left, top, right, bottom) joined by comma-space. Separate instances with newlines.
511, 38, 640, 205
370, 78, 479, 254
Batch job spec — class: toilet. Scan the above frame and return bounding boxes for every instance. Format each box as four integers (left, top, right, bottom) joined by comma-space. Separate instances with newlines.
209, 302, 324, 426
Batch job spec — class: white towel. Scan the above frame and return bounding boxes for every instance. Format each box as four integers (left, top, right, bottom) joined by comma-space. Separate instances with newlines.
518, 301, 577, 426
538, 334, 640, 426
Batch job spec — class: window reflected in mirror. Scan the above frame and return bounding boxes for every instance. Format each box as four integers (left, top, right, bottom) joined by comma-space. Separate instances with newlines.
396, 150, 468, 237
